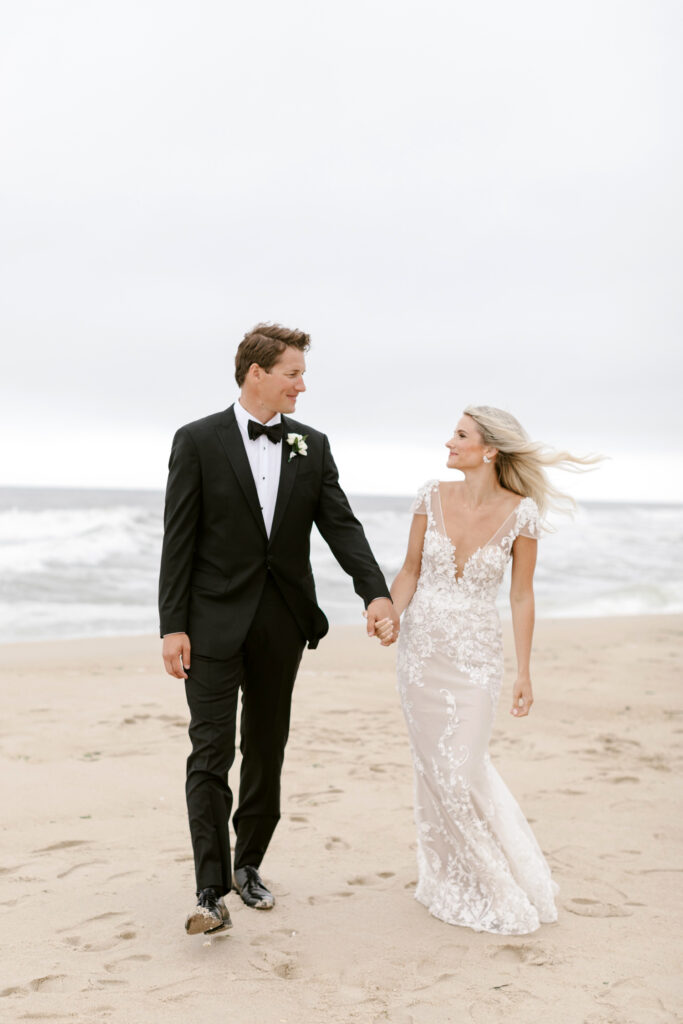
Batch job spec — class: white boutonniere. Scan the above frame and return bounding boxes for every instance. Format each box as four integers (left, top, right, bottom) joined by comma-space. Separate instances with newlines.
286, 432, 308, 461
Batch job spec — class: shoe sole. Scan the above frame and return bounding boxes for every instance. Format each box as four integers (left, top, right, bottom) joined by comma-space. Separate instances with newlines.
185, 908, 233, 935
205, 918, 233, 934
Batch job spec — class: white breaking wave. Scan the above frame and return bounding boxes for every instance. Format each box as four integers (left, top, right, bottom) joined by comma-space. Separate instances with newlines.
1, 487, 682, 643
0, 505, 159, 572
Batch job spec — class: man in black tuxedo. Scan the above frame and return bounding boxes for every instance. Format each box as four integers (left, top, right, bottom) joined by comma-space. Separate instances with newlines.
159, 323, 399, 935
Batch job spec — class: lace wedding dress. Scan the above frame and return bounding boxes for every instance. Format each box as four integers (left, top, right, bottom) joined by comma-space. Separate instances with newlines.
397, 480, 558, 934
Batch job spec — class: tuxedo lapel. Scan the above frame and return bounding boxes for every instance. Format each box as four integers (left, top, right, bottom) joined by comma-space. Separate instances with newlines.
269, 418, 299, 543
216, 406, 267, 539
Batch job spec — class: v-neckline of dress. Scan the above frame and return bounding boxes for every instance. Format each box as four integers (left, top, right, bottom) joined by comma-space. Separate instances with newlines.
435, 484, 523, 581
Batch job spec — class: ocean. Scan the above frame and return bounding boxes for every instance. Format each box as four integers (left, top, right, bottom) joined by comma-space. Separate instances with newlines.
1, 486, 681, 644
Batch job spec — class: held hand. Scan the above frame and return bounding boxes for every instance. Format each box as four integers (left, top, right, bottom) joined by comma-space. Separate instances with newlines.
366, 598, 400, 646
162, 633, 191, 679
373, 617, 396, 646
510, 677, 533, 718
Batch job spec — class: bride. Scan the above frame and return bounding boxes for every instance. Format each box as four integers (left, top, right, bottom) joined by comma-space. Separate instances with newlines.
376, 405, 595, 935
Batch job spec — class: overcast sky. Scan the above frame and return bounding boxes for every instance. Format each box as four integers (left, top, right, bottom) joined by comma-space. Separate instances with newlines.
1, 0, 681, 500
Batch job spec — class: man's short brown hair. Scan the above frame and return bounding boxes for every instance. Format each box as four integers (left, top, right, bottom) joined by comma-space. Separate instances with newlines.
235, 323, 311, 386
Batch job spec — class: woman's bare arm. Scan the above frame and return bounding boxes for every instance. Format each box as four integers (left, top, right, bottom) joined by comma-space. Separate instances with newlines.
509, 535, 537, 718
390, 514, 428, 616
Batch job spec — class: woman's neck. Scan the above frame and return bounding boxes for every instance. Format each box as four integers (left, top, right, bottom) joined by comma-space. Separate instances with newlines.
456, 469, 502, 508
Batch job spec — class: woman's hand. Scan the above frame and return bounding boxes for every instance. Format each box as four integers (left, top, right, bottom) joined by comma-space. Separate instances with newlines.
373, 616, 396, 646
510, 677, 534, 718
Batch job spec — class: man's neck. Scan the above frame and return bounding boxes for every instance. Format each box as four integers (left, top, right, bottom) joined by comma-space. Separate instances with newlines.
238, 395, 278, 425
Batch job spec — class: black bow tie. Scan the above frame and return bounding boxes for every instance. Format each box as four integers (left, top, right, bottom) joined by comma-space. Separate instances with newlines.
247, 419, 284, 444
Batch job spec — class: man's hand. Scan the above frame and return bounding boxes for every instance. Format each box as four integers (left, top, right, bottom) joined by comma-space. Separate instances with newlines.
366, 598, 399, 646
162, 633, 191, 679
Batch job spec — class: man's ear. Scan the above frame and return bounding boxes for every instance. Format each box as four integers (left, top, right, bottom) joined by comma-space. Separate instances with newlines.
247, 362, 263, 382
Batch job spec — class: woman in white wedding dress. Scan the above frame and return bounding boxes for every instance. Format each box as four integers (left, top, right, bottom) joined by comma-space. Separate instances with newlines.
378, 405, 595, 935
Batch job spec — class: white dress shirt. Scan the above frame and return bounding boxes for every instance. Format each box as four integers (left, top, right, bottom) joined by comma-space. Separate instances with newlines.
233, 398, 282, 537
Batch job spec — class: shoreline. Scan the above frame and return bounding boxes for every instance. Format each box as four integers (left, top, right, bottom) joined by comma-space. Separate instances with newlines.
1, 610, 682, 652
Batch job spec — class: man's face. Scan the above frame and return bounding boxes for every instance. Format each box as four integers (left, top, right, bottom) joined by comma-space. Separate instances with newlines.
257, 346, 307, 415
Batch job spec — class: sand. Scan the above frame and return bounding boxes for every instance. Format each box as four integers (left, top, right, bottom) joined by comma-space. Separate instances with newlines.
1, 615, 681, 1023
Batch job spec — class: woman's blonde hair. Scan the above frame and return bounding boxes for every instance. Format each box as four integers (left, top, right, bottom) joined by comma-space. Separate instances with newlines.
463, 405, 600, 518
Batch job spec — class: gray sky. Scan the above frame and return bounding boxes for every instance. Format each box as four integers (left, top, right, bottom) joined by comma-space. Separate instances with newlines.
2, 0, 681, 500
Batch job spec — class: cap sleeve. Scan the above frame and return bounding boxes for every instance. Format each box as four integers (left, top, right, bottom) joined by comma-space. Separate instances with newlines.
410, 479, 438, 516
516, 497, 540, 539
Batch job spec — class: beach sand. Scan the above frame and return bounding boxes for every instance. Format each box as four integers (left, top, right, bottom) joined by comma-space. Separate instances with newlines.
1, 615, 681, 1023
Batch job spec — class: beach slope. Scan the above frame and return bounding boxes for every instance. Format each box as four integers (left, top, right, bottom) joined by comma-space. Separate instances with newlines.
1, 616, 681, 1023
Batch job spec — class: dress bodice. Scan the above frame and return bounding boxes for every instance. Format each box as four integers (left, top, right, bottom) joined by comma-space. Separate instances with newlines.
413, 479, 540, 605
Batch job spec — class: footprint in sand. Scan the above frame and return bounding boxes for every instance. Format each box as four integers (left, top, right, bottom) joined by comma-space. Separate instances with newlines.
409, 971, 458, 993
492, 943, 559, 966
346, 873, 395, 886
307, 890, 355, 905
57, 860, 105, 879
0, 976, 74, 998
271, 958, 299, 980
0, 864, 24, 876
468, 987, 547, 1023
158, 714, 188, 728
324, 836, 350, 851
564, 897, 632, 918
29, 974, 68, 992
67, 935, 127, 953
246, 949, 300, 980
593, 977, 680, 1023
34, 840, 89, 854
56, 910, 125, 936
104, 954, 152, 974
290, 788, 344, 807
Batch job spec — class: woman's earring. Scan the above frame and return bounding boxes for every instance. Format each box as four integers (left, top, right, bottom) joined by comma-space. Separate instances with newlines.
483, 455, 491, 464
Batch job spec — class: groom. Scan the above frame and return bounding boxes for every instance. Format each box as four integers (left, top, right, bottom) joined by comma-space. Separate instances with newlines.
159, 323, 399, 935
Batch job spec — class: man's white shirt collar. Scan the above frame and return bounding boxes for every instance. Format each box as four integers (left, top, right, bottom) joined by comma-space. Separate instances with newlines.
234, 399, 282, 431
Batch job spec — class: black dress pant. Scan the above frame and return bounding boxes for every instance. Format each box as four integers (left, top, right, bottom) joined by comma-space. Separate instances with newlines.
184, 577, 305, 896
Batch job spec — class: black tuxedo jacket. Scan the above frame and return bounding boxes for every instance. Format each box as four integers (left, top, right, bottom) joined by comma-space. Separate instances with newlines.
158, 405, 390, 658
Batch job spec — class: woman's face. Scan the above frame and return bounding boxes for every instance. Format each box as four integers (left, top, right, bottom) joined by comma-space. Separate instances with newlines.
445, 414, 487, 469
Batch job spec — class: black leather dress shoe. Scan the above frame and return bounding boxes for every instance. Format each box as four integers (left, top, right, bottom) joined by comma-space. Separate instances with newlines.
233, 866, 275, 909
185, 887, 233, 935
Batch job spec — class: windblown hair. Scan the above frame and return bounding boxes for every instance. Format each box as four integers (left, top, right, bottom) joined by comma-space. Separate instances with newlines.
235, 322, 310, 386
463, 405, 600, 519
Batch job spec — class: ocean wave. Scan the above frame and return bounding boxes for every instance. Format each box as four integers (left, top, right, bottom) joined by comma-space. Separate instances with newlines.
0, 506, 160, 574
1, 488, 682, 643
